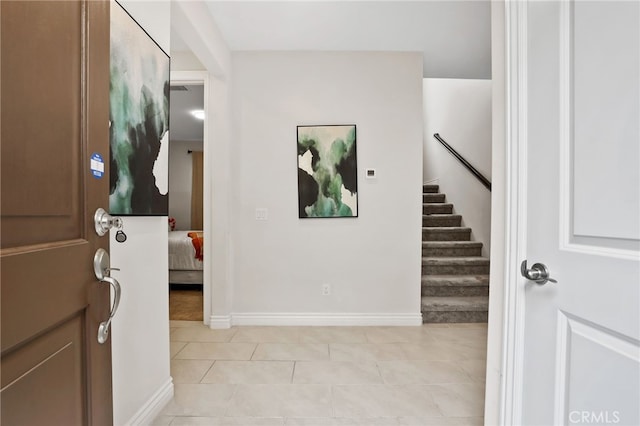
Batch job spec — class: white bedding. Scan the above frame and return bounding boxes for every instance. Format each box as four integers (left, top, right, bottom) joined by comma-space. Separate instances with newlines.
168, 231, 203, 271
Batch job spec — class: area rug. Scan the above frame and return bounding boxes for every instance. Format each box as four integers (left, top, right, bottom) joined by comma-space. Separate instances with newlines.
169, 284, 203, 321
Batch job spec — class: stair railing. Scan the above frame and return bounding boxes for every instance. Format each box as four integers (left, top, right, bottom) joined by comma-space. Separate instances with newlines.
433, 133, 492, 192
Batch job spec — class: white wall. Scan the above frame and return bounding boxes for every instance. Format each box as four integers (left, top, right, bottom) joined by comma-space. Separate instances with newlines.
168, 140, 203, 230
229, 52, 424, 323
171, 50, 205, 71
423, 78, 492, 256
110, 2, 172, 424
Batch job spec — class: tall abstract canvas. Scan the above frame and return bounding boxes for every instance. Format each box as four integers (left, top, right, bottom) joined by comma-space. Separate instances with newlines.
109, 2, 169, 215
297, 125, 358, 218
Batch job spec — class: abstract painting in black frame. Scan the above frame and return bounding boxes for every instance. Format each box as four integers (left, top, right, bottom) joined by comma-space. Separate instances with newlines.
297, 125, 358, 218
109, 1, 169, 215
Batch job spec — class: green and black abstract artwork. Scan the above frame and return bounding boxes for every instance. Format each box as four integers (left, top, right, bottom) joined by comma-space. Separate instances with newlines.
297, 125, 358, 218
109, 1, 170, 216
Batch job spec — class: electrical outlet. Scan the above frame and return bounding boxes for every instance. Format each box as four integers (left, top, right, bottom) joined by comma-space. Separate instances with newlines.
255, 208, 268, 220
322, 283, 331, 296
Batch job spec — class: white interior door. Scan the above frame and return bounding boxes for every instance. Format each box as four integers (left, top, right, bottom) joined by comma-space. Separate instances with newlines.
516, 1, 640, 425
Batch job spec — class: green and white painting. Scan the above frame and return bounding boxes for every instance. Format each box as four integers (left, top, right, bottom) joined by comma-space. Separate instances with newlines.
297, 125, 358, 218
109, 1, 169, 215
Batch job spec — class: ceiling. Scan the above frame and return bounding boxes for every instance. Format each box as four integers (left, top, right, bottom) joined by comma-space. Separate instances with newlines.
169, 1, 492, 141
202, 0, 491, 79
172, 1, 491, 79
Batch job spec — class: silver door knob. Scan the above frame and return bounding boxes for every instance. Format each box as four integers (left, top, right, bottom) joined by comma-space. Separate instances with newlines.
521, 260, 557, 285
94, 208, 123, 236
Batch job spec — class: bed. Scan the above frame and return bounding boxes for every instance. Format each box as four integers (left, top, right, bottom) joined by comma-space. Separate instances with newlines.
168, 231, 203, 284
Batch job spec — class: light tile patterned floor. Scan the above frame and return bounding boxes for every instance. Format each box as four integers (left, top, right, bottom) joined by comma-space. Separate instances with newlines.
154, 322, 487, 426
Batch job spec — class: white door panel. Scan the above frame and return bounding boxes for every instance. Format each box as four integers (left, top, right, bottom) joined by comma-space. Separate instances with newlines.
517, 1, 640, 425
557, 313, 640, 425
569, 0, 640, 245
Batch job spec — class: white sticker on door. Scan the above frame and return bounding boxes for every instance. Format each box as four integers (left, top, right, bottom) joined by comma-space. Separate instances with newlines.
90, 153, 105, 179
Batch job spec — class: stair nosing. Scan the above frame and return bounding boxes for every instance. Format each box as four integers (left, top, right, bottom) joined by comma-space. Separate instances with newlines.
422, 274, 490, 281
422, 241, 483, 246
423, 256, 488, 260
423, 256, 488, 261
422, 227, 471, 231
422, 280, 489, 288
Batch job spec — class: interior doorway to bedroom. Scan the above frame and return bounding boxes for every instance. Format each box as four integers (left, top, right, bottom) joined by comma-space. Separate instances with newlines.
168, 82, 205, 321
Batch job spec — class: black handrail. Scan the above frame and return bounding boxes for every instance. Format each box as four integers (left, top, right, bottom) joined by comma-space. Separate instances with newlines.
433, 133, 492, 192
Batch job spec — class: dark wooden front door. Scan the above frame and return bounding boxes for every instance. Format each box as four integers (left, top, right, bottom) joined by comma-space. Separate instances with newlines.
1, 1, 113, 424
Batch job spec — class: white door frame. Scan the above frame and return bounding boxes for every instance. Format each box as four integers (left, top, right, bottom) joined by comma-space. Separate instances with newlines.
169, 70, 212, 325
499, 0, 528, 423
485, 1, 528, 424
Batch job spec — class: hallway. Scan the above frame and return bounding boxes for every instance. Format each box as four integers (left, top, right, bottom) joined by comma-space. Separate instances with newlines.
153, 322, 486, 425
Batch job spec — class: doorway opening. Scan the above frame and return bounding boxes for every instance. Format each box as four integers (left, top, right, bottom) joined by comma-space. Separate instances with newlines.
167, 78, 208, 323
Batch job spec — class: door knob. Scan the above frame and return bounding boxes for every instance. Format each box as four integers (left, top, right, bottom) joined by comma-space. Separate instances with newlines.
93, 248, 122, 344
94, 208, 123, 236
521, 260, 557, 285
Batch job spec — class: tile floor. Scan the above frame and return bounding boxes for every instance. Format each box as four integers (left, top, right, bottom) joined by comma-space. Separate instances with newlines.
153, 321, 487, 426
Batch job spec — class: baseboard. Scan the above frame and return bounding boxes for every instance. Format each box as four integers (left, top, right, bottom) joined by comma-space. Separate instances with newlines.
209, 314, 232, 329
125, 377, 173, 426
230, 312, 423, 326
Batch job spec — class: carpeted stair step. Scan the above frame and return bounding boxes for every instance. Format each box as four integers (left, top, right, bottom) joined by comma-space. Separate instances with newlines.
423, 214, 462, 227
422, 274, 490, 287
421, 296, 489, 323
422, 287, 489, 297
423, 184, 439, 193
422, 275, 489, 297
422, 241, 483, 257
422, 227, 471, 241
423, 203, 454, 215
422, 296, 489, 311
423, 193, 446, 203
422, 257, 490, 275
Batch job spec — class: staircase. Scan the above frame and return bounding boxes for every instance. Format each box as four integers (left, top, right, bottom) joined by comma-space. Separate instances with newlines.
421, 184, 489, 323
